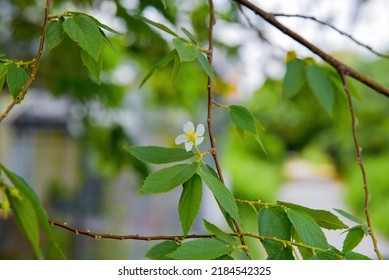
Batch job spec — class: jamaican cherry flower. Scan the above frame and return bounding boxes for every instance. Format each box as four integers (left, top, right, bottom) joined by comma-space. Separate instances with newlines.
175, 121, 205, 152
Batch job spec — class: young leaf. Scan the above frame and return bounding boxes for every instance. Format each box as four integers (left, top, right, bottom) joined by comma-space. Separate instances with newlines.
170, 54, 182, 86
5, 188, 43, 259
0, 165, 65, 259
63, 14, 102, 61
123, 145, 195, 164
306, 64, 334, 115
283, 58, 306, 98
181, 27, 199, 45
141, 162, 199, 193
100, 29, 119, 55
279, 201, 348, 230
257, 206, 294, 260
168, 239, 231, 260
196, 52, 215, 82
0, 76, 5, 95
160, 0, 167, 9
145, 241, 179, 260
342, 226, 365, 252
133, 14, 179, 38
203, 219, 237, 245
71, 12, 122, 35
173, 38, 198, 62
197, 164, 241, 224
0, 61, 9, 79
80, 49, 103, 83
46, 20, 64, 50
179, 174, 202, 236
333, 208, 364, 225
139, 49, 177, 88
287, 209, 329, 249
6, 63, 29, 98
310, 249, 344, 260
228, 105, 256, 134
344, 251, 371, 260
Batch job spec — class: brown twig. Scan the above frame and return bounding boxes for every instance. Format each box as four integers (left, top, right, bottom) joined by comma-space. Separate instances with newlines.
338, 71, 383, 260
272, 13, 389, 59
234, 0, 389, 98
0, 0, 51, 122
206, 0, 251, 259
49, 220, 328, 255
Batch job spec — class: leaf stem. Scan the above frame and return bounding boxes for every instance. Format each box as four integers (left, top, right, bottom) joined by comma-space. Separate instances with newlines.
0, 0, 52, 122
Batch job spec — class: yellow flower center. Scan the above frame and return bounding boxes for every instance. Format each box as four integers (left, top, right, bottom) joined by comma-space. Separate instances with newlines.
186, 130, 197, 142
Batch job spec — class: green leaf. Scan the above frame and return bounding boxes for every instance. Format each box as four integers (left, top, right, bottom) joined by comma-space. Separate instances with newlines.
133, 14, 179, 38
283, 59, 306, 98
306, 64, 334, 115
228, 105, 256, 134
197, 165, 241, 224
173, 38, 198, 62
145, 241, 179, 260
139, 49, 177, 88
196, 52, 215, 82
203, 219, 237, 245
141, 163, 199, 194
161, 0, 167, 9
100, 29, 119, 55
46, 20, 64, 50
333, 208, 364, 225
63, 14, 102, 61
123, 145, 195, 164
258, 206, 294, 260
5, 188, 43, 259
0, 61, 8, 79
287, 209, 329, 249
310, 249, 344, 260
0, 76, 5, 95
72, 12, 122, 35
344, 251, 371, 260
169, 239, 231, 260
179, 174, 202, 236
279, 202, 348, 230
80, 49, 103, 83
342, 226, 365, 252
6, 63, 29, 99
181, 27, 199, 45
170, 54, 182, 86
0, 165, 65, 259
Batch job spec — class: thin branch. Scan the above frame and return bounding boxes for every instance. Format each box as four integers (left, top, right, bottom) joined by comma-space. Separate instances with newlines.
272, 13, 389, 59
234, 0, 389, 98
0, 0, 51, 122
338, 71, 383, 260
206, 0, 251, 259
49, 220, 328, 255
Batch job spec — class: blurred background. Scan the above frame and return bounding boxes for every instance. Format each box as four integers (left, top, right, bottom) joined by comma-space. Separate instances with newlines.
1, 0, 389, 259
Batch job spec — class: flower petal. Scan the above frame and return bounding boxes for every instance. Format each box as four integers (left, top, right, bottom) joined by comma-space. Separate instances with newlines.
196, 123, 205, 136
175, 134, 188, 145
184, 141, 193, 151
195, 136, 204, 146
183, 121, 195, 133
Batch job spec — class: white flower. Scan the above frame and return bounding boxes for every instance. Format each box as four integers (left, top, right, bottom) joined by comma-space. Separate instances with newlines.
175, 121, 205, 151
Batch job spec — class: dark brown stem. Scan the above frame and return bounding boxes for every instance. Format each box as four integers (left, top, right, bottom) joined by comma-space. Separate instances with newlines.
206, 0, 251, 259
234, 0, 389, 98
0, 0, 51, 122
49, 220, 327, 255
338, 72, 383, 260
